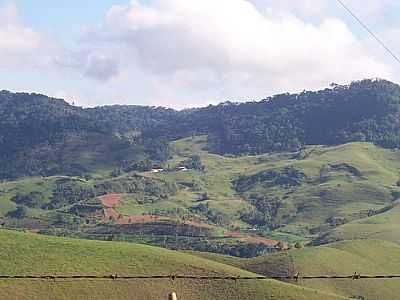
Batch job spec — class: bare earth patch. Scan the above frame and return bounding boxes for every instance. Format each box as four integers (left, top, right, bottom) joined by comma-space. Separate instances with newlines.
99, 193, 165, 224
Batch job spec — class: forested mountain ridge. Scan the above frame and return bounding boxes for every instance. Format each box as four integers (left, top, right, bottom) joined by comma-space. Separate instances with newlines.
1, 78, 400, 179
187, 79, 400, 154
0, 91, 175, 178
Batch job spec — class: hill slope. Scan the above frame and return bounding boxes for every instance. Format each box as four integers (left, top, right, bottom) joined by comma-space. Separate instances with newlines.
2, 137, 400, 257
315, 204, 400, 245
139, 138, 400, 242
191, 240, 400, 300
0, 230, 346, 300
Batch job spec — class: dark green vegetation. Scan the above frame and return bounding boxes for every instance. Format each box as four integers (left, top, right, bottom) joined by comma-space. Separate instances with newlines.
0, 230, 347, 300
0, 90, 176, 179
2, 79, 400, 179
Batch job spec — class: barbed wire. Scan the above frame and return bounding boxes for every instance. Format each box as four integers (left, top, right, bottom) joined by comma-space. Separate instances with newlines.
0, 273, 399, 281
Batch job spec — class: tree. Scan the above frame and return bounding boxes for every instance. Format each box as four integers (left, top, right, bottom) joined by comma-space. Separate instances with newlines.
197, 192, 209, 201
8, 206, 28, 219
181, 155, 205, 171
277, 241, 286, 251
294, 242, 303, 249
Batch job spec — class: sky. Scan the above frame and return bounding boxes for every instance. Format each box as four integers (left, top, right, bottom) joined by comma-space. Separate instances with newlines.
1, 0, 400, 109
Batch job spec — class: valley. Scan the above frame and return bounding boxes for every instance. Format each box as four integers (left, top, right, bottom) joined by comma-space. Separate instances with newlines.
1, 80, 400, 299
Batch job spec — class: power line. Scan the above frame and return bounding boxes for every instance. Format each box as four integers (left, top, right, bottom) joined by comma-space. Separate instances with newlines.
0, 273, 400, 281
335, 0, 400, 65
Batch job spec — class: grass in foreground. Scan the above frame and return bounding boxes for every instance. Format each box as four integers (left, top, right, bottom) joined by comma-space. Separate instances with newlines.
0, 229, 346, 300
316, 205, 400, 245
192, 239, 400, 300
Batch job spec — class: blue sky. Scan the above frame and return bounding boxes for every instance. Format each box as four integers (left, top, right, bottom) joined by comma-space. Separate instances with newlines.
17, 1, 126, 45
1, 0, 400, 108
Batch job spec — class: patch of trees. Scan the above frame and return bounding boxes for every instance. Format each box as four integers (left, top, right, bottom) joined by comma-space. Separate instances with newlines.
7, 206, 28, 219
44, 179, 96, 209
234, 167, 307, 192
91, 222, 212, 237
239, 195, 282, 229
160, 237, 276, 257
40, 176, 177, 210
94, 176, 177, 201
189, 203, 230, 226
179, 155, 205, 171
11, 191, 45, 208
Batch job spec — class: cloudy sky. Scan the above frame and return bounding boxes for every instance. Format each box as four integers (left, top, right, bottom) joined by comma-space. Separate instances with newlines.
1, 0, 400, 108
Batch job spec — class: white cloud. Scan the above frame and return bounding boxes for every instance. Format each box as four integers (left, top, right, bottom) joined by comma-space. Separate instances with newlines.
55, 49, 120, 82
253, 0, 397, 20
1, 0, 395, 109
81, 0, 392, 107
0, 1, 58, 69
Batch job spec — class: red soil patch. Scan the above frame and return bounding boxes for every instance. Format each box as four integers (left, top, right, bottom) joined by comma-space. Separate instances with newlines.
99, 194, 280, 246
98, 193, 125, 208
98, 194, 229, 232
99, 193, 166, 224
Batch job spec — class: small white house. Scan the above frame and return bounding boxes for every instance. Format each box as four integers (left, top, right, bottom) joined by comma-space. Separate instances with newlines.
177, 166, 189, 172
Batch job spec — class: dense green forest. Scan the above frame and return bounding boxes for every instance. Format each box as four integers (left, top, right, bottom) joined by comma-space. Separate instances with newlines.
1, 79, 400, 179
186, 79, 400, 154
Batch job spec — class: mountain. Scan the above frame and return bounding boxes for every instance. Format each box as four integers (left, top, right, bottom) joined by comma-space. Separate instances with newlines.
180, 79, 400, 154
2, 79, 400, 179
0, 91, 176, 179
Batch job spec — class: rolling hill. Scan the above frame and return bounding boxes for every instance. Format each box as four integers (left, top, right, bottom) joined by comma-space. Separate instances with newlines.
1, 135, 400, 257
136, 137, 400, 243
0, 229, 347, 300
191, 239, 400, 300
314, 203, 400, 245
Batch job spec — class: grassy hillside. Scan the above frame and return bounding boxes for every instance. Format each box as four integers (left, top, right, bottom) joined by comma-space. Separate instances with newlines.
315, 204, 400, 245
1, 136, 400, 257
131, 137, 400, 241
289, 240, 400, 299
0, 230, 347, 300
191, 240, 400, 300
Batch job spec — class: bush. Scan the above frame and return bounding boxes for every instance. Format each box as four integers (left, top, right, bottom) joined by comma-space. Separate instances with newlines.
7, 206, 28, 219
